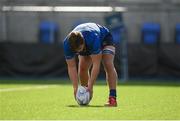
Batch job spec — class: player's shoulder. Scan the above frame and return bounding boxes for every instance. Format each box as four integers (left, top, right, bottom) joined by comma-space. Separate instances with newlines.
63, 33, 70, 44
78, 22, 96, 26
63, 36, 71, 50
74, 22, 98, 30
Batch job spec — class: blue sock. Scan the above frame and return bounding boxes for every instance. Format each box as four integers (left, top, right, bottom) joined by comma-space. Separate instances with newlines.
109, 89, 116, 98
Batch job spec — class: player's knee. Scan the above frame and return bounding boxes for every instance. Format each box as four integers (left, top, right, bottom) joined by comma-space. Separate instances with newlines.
103, 60, 114, 71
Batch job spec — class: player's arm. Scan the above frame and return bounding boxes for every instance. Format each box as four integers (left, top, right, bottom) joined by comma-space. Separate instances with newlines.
88, 54, 102, 96
66, 58, 78, 98
64, 38, 78, 98
87, 33, 102, 93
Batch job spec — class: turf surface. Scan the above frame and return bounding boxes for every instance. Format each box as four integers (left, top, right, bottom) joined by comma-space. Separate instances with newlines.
0, 79, 180, 120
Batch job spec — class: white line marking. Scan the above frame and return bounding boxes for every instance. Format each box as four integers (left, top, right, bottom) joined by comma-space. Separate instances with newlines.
0, 85, 58, 92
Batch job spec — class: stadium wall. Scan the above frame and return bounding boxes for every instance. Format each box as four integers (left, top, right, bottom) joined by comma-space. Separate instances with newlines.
0, 43, 180, 79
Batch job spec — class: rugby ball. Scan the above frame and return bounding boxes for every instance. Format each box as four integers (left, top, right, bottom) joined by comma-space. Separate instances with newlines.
76, 86, 90, 105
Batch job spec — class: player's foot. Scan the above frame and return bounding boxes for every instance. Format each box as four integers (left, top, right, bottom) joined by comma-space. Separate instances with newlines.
104, 96, 117, 107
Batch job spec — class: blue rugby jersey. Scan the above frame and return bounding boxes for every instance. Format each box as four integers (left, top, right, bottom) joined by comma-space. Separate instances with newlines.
63, 23, 110, 59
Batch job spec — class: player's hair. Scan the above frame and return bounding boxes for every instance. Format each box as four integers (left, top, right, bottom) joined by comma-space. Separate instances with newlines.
68, 32, 84, 52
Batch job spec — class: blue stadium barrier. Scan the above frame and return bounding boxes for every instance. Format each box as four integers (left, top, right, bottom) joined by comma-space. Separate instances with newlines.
175, 24, 180, 44
111, 27, 123, 44
105, 13, 124, 44
39, 21, 59, 44
142, 23, 160, 44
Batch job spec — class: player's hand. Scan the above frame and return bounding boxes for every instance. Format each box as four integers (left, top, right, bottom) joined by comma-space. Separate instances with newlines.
86, 86, 93, 100
74, 88, 77, 100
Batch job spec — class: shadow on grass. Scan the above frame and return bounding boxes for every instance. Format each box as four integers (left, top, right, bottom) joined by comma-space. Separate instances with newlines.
67, 105, 107, 108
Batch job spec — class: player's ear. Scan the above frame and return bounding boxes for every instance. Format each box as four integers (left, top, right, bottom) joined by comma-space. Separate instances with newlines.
77, 32, 83, 38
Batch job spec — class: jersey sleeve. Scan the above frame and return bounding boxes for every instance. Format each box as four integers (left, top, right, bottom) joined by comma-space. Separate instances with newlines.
63, 38, 75, 60
90, 33, 102, 55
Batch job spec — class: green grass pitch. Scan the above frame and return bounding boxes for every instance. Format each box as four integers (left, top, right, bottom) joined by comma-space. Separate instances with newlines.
0, 79, 180, 120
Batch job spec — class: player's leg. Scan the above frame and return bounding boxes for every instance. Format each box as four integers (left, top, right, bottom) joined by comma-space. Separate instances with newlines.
78, 55, 92, 86
102, 46, 118, 107
102, 46, 117, 89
